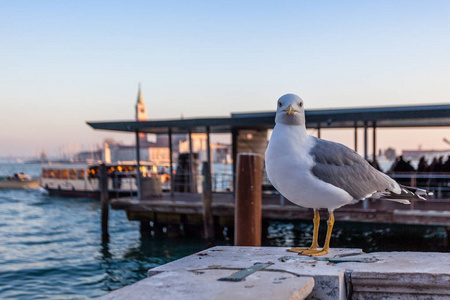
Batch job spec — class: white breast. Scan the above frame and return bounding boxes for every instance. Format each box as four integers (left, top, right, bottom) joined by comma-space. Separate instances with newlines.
265, 124, 353, 210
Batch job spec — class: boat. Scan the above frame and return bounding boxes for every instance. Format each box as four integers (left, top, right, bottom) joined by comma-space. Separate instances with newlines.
0, 173, 40, 190
40, 162, 167, 198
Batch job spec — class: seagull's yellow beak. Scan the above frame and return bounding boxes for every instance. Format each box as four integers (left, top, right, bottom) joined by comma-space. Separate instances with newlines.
283, 104, 297, 115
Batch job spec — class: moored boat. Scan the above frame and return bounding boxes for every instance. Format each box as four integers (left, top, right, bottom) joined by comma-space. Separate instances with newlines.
40, 162, 166, 198
0, 173, 40, 190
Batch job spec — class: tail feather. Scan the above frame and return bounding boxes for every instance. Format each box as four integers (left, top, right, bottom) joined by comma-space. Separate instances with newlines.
374, 185, 432, 203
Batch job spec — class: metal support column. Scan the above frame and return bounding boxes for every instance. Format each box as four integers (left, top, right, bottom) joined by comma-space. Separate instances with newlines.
363, 121, 368, 161
231, 128, 238, 195
317, 123, 321, 139
363, 122, 368, 209
100, 163, 109, 242
206, 126, 212, 184
354, 121, 358, 152
169, 128, 174, 197
202, 126, 214, 240
372, 121, 377, 161
135, 130, 142, 201
188, 130, 194, 193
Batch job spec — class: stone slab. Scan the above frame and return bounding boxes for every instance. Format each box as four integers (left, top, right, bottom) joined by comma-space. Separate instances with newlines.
97, 247, 450, 300
97, 269, 314, 300
148, 246, 359, 300
337, 251, 450, 299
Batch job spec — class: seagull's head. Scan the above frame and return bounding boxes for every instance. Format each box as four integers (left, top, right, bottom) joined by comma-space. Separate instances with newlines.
275, 94, 305, 126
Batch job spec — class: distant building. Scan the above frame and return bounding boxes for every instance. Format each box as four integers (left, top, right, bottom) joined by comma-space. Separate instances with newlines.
76, 150, 102, 163
105, 86, 171, 165
179, 133, 232, 163
40, 150, 48, 162
105, 144, 170, 166
76, 86, 171, 165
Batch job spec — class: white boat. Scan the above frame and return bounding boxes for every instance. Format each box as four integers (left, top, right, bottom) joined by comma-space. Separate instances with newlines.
0, 173, 40, 190
40, 162, 166, 198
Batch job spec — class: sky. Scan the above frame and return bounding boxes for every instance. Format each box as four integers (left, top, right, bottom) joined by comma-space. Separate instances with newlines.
1, 1, 449, 158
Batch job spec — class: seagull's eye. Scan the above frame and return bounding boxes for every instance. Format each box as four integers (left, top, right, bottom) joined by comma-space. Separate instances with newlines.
299, 102, 303, 107
278, 102, 282, 107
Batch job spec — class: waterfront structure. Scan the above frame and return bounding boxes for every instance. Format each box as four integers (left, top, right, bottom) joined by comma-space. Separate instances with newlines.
87, 102, 450, 244
87, 103, 450, 227
87, 103, 450, 193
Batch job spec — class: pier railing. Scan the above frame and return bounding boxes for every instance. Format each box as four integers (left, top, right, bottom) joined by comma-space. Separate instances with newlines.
160, 169, 450, 200
109, 172, 139, 198
212, 172, 233, 192
388, 172, 450, 198
171, 172, 233, 193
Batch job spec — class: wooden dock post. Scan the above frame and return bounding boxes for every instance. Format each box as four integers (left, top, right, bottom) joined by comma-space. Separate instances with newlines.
235, 153, 262, 246
140, 221, 151, 237
202, 162, 214, 241
99, 163, 109, 241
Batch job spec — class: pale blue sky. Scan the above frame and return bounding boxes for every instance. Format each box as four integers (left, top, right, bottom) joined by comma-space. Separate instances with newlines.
1, 1, 449, 157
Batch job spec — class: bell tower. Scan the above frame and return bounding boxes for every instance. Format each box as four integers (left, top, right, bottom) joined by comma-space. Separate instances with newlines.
135, 84, 148, 144
136, 84, 147, 121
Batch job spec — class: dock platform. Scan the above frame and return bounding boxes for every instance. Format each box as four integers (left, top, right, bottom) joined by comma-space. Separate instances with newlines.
111, 193, 450, 236
97, 246, 450, 299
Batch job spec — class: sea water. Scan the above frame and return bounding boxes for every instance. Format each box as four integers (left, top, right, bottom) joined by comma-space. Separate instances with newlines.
0, 162, 448, 299
0, 163, 213, 299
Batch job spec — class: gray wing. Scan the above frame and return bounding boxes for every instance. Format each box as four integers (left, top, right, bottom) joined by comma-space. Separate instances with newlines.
310, 137, 397, 200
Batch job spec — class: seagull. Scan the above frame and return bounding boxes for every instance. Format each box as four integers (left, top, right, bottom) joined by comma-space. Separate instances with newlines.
265, 94, 431, 256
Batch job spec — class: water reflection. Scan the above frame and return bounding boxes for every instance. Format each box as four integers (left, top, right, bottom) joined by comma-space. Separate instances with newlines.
264, 220, 449, 253
96, 233, 217, 294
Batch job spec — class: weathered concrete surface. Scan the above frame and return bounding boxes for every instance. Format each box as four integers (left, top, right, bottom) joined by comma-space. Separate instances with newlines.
147, 247, 359, 300
98, 269, 314, 300
97, 247, 450, 300
339, 252, 450, 299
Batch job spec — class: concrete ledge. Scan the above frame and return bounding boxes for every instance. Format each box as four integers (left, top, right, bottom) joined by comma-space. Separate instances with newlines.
349, 272, 450, 299
97, 247, 450, 300
99, 269, 314, 300
340, 251, 450, 299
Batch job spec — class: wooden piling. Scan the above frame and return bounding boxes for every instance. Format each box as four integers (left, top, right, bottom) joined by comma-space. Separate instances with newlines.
446, 227, 450, 243
234, 153, 262, 246
100, 163, 109, 241
202, 162, 214, 241
188, 130, 194, 193
168, 128, 175, 197
140, 220, 151, 237
135, 130, 142, 200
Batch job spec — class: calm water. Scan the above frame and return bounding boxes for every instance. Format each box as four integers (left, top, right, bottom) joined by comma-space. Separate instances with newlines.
0, 163, 214, 299
0, 163, 448, 299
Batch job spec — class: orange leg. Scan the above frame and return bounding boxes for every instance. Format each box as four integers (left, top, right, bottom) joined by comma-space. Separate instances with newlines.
298, 211, 335, 256
287, 209, 320, 253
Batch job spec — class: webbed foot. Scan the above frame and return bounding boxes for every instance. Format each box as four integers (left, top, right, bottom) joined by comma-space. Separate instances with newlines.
287, 247, 318, 253
296, 248, 329, 257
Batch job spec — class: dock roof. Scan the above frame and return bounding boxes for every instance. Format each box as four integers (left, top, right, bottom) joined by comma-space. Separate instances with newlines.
87, 104, 450, 134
